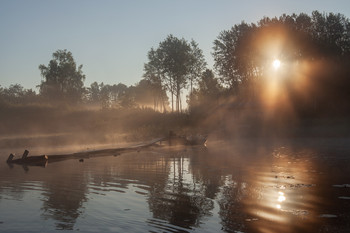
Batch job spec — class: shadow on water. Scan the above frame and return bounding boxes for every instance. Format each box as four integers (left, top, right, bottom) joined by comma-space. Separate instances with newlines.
0, 138, 350, 232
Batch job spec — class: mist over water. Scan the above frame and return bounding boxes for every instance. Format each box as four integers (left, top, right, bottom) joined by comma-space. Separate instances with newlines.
1, 138, 350, 232
2, 6, 350, 233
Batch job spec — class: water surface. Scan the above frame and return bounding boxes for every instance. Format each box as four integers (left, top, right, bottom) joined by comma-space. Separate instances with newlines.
1, 138, 350, 232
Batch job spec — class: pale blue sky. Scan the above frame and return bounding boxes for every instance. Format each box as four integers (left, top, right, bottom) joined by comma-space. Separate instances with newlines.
1, 0, 349, 91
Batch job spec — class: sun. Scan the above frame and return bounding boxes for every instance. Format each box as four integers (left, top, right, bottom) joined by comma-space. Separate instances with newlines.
272, 59, 281, 70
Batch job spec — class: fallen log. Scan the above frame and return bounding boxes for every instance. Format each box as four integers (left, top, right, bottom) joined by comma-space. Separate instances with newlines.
168, 132, 207, 146
6, 137, 166, 165
7, 153, 48, 165
5, 135, 207, 167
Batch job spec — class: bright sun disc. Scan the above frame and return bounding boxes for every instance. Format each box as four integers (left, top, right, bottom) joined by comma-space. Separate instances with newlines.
273, 59, 281, 69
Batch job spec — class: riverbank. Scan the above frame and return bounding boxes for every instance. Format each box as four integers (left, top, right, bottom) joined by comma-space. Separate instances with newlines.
1, 104, 349, 150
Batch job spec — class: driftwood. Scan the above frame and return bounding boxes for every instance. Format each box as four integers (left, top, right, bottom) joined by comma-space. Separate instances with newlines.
6, 137, 166, 165
8, 154, 48, 165
6, 134, 207, 167
168, 131, 207, 146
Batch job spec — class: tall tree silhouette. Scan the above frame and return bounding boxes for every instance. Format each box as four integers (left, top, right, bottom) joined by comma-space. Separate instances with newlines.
39, 49, 85, 103
144, 35, 206, 112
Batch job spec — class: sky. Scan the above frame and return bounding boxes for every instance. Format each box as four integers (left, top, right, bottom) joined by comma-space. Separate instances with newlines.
1, 0, 350, 91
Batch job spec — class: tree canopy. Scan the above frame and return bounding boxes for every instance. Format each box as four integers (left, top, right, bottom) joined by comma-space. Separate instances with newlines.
144, 35, 206, 112
2, 11, 350, 118
39, 49, 86, 103
212, 11, 350, 115
213, 11, 350, 88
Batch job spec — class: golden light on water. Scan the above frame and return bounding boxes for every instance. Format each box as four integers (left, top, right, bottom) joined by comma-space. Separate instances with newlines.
276, 191, 286, 209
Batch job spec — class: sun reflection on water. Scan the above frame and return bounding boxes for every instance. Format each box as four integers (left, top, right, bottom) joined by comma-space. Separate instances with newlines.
276, 191, 286, 209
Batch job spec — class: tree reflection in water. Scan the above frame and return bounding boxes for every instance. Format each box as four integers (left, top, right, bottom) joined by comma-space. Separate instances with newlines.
40, 176, 88, 230
1, 139, 350, 232
188, 143, 254, 232
148, 155, 214, 230
38, 161, 88, 230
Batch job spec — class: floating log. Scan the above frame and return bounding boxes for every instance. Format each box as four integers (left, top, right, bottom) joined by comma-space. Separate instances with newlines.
6, 137, 166, 165
7, 154, 48, 165
5, 136, 206, 167
185, 134, 208, 145
168, 132, 207, 146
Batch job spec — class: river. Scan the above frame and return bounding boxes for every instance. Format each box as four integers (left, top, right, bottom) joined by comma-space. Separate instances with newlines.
0, 138, 349, 232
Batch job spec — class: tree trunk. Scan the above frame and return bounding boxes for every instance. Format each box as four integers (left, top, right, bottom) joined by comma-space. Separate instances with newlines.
190, 79, 193, 95
170, 77, 174, 112
176, 82, 180, 112
171, 92, 174, 112
180, 94, 182, 113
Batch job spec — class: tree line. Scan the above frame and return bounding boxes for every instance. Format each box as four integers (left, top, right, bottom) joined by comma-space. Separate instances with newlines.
1, 11, 350, 117
211, 11, 350, 117
0, 49, 170, 111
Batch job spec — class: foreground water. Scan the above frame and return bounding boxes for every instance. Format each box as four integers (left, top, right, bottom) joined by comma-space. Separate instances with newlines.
0, 138, 350, 232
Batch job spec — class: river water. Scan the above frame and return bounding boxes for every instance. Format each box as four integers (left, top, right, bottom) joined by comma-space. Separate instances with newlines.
0, 138, 350, 232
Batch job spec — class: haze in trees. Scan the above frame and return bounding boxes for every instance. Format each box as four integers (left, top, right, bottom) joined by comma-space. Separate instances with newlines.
1, 11, 350, 138
212, 11, 350, 117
